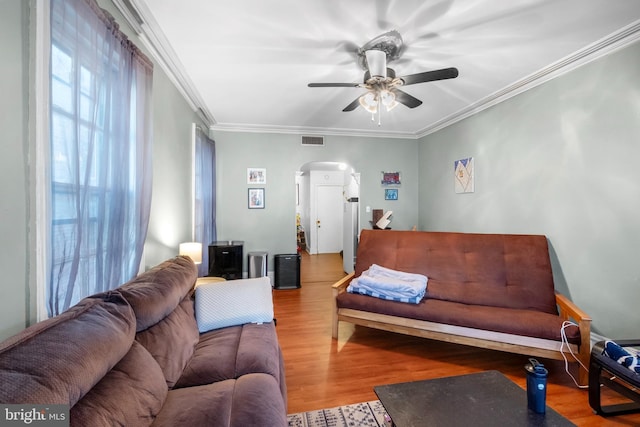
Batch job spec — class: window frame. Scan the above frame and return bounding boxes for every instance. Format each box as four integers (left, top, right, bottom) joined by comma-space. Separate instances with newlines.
31, 0, 52, 321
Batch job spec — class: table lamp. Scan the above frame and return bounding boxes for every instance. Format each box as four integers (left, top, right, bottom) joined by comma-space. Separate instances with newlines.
179, 242, 202, 265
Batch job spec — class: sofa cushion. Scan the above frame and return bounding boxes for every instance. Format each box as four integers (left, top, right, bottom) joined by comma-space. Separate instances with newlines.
118, 256, 197, 331
337, 292, 581, 344
355, 230, 558, 314
195, 277, 274, 332
70, 341, 167, 426
0, 292, 135, 405
174, 322, 282, 389
152, 379, 235, 427
228, 373, 287, 427
135, 296, 200, 388
152, 374, 287, 427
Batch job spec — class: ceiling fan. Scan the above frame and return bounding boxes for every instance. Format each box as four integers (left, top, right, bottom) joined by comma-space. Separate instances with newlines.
307, 31, 458, 124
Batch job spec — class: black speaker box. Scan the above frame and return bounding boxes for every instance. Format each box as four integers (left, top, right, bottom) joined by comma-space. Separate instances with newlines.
208, 242, 243, 280
274, 253, 301, 289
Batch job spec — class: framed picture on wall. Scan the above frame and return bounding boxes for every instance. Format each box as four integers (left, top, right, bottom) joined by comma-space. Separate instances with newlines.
454, 157, 474, 193
381, 171, 401, 186
247, 168, 266, 184
384, 188, 398, 200
248, 188, 265, 209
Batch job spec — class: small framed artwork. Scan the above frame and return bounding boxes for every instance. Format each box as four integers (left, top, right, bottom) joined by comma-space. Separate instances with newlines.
248, 188, 265, 209
381, 171, 401, 186
384, 188, 398, 200
247, 168, 266, 185
454, 157, 474, 193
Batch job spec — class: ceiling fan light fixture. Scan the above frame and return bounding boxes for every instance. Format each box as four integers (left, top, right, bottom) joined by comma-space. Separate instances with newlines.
380, 89, 398, 111
307, 31, 459, 125
359, 91, 378, 114
365, 50, 387, 79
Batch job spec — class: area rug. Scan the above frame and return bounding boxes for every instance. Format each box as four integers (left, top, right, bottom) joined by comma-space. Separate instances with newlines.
287, 400, 390, 427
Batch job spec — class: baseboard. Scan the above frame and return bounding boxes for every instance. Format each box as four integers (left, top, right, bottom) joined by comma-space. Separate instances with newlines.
591, 332, 640, 354
590, 332, 610, 348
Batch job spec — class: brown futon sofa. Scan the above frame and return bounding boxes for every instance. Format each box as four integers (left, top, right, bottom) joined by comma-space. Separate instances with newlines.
333, 230, 591, 383
0, 256, 287, 426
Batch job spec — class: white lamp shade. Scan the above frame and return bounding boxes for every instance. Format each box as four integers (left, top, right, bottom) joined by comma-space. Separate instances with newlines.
179, 242, 202, 264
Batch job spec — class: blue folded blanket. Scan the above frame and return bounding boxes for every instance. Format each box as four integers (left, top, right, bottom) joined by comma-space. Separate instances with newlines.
604, 341, 640, 374
347, 264, 428, 304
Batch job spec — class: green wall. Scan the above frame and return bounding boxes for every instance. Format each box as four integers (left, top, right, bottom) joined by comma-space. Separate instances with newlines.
141, 68, 201, 269
418, 41, 640, 339
212, 131, 419, 269
0, 0, 29, 339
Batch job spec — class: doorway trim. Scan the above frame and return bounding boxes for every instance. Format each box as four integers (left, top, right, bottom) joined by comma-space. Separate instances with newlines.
295, 162, 359, 257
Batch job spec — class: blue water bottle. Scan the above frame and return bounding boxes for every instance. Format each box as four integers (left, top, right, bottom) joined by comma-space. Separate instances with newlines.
525, 358, 548, 414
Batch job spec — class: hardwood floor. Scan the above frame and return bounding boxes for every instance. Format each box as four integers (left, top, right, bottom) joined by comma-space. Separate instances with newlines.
273, 252, 640, 426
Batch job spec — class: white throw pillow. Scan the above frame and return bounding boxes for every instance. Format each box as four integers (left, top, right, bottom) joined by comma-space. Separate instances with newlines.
194, 276, 274, 332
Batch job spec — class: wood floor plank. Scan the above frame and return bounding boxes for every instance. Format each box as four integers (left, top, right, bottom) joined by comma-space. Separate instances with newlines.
274, 252, 640, 426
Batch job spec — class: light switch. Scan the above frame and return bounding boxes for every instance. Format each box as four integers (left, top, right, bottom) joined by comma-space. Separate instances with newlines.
365, 206, 371, 213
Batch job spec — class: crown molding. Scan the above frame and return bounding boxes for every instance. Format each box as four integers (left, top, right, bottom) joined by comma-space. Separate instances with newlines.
110, 2, 639, 140
110, 0, 143, 34
210, 123, 418, 140
111, 0, 216, 127
416, 19, 640, 139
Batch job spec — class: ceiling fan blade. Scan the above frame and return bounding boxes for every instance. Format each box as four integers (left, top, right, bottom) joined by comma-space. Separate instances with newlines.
400, 67, 458, 86
308, 83, 361, 88
342, 97, 361, 112
393, 89, 422, 109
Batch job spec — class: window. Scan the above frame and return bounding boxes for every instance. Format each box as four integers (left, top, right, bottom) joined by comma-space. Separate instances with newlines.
48, 0, 153, 315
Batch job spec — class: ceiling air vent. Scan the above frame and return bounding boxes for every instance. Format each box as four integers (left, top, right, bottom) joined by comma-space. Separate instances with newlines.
301, 136, 324, 147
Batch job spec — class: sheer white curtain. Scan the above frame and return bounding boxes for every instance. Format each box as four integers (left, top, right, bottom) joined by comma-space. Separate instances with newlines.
48, 0, 153, 315
194, 127, 216, 277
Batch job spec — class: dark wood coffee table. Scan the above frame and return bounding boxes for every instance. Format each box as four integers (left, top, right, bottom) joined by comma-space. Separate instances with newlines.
374, 370, 575, 426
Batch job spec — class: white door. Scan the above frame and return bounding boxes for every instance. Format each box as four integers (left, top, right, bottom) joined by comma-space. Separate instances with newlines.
316, 185, 343, 253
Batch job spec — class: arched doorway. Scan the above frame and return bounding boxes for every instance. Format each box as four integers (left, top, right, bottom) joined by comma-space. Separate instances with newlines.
296, 161, 360, 273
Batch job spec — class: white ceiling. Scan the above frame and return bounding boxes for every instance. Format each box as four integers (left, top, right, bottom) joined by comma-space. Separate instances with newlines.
118, 0, 640, 139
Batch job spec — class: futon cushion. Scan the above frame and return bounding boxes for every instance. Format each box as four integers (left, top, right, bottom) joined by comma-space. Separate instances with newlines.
70, 341, 168, 426
337, 292, 581, 344
0, 292, 135, 405
118, 256, 198, 331
355, 230, 558, 314
195, 277, 273, 332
